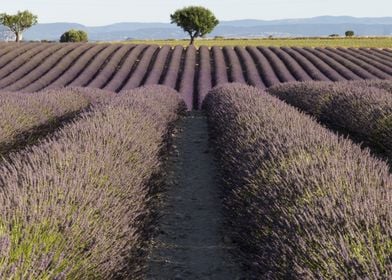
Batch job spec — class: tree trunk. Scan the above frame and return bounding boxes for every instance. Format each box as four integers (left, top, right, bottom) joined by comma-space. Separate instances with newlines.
15, 32, 22, 42
189, 35, 195, 46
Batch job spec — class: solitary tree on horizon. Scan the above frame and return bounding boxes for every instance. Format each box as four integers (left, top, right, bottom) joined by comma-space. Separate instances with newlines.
345, 30, 355, 37
170, 6, 219, 45
0, 10, 38, 42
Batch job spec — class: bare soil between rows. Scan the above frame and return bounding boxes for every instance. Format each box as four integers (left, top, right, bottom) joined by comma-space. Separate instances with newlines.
146, 111, 242, 280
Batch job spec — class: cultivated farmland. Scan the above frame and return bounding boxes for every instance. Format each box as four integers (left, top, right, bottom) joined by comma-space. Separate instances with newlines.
1, 42, 392, 109
116, 37, 392, 48
0, 41, 391, 279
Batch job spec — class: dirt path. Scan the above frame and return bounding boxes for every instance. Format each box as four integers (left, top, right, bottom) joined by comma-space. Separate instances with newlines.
147, 112, 242, 280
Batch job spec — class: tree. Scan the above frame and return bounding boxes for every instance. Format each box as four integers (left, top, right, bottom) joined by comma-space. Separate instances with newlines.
0, 10, 38, 42
60, 29, 88, 43
170, 6, 219, 45
345, 30, 355, 37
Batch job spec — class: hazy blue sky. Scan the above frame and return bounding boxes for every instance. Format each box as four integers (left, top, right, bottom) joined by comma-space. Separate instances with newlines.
1, 0, 392, 26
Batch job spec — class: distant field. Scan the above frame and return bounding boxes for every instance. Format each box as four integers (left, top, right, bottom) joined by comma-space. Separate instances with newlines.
116, 37, 392, 48
1, 42, 392, 109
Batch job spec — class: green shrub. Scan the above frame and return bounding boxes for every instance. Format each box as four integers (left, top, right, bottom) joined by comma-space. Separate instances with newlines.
60, 29, 88, 43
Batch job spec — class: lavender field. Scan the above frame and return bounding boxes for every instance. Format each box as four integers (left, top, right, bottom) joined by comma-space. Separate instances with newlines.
0, 42, 391, 279
1, 43, 392, 109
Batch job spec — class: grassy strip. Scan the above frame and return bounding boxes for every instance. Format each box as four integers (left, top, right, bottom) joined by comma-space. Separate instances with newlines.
204, 83, 391, 278
269, 81, 392, 159
0, 87, 115, 156
0, 85, 185, 278
108, 37, 392, 48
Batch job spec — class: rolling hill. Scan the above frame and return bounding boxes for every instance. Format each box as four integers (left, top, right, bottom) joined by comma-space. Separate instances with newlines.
1, 16, 392, 41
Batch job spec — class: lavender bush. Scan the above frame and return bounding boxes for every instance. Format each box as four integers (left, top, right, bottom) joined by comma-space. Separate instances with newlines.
223, 46, 246, 83
121, 45, 159, 91
357, 48, 392, 69
0, 87, 114, 155
306, 47, 364, 80
280, 47, 330, 81
144, 45, 171, 86
22, 44, 94, 92
0, 45, 63, 89
162, 45, 183, 89
380, 48, 392, 56
0, 43, 40, 69
234, 46, 265, 88
258, 47, 296, 82
3, 44, 81, 92
365, 48, 392, 64
323, 47, 389, 79
339, 48, 392, 76
87, 44, 134, 89
1, 43, 392, 105
292, 47, 346, 81
179, 45, 196, 110
212, 46, 229, 86
378, 47, 392, 55
41, 86, 117, 105
0, 43, 20, 59
0, 85, 185, 279
119, 85, 187, 116
104, 44, 147, 92
43, 44, 108, 90
204, 83, 392, 279
270, 47, 312, 82
0, 44, 52, 81
346, 79, 392, 93
369, 47, 392, 60
246, 46, 281, 86
197, 46, 213, 109
269, 81, 392, 158
68, 44, 122, 87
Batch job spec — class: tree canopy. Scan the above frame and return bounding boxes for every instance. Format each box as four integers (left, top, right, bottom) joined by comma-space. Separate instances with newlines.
345, 30, 355, 37
60, 29, 88, 43
171, 6, 219, 45
0, 10, 38, 42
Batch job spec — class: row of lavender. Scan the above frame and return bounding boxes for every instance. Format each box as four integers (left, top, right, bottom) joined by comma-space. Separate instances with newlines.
1, 43, 392, 109
204, 83, 391, 279
0, 85, 185, 278
0, 87, 115, 155
269, 80, 392, 162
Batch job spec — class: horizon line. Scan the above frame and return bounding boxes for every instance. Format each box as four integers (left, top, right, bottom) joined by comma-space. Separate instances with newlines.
31, 14, 392, 27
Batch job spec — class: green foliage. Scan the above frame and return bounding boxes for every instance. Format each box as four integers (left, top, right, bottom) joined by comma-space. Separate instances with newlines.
0, 10, 38, 42
345, 30, 355, 37
122, 37, 392, 48
170, 6, 219, 45
60, 29, 88, 43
